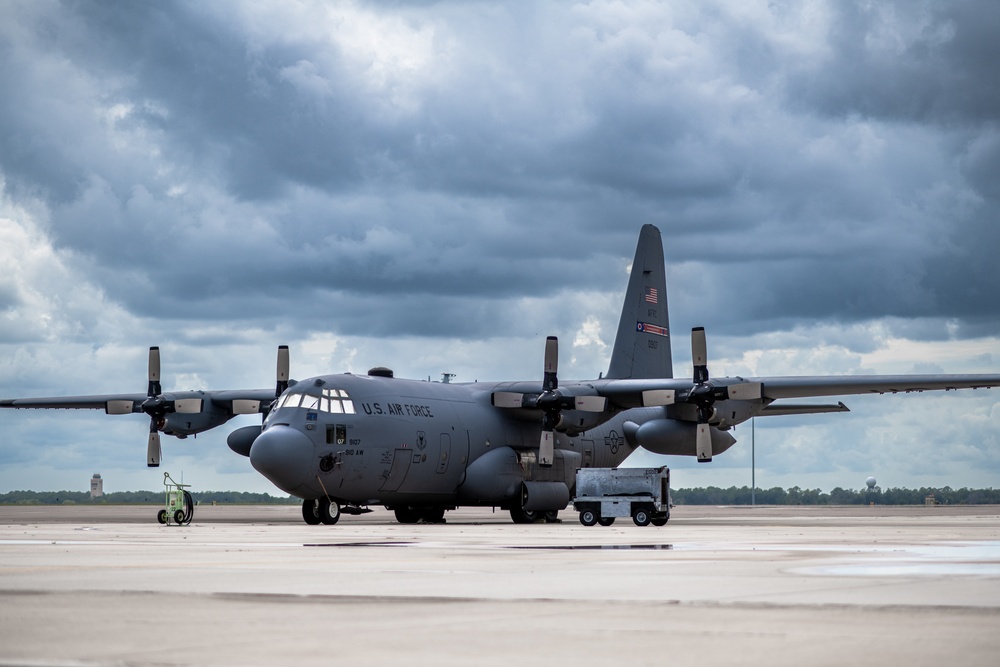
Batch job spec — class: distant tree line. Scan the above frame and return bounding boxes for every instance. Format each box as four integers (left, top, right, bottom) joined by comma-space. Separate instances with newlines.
0, 490, 299, 505
2, 487, 999, 505
672, 486, 1000, 505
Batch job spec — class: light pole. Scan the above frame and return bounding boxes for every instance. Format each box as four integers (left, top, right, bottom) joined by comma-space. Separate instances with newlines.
751, 417, 755, 506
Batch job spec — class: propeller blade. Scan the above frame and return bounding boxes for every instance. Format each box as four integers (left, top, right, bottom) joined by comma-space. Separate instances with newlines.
543, 336, 558, 392
695, 423, 712, 462
276, 345, 289, 397
147, 346, 161, 397
539, 430, 555, 466
147, 428, 161, 467
491, 392, 524, 409
692, 327, 708, 384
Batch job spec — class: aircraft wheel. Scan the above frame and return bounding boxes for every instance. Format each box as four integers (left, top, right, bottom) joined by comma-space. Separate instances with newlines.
173, 509, 186, 525
509, 508, 538, 524
419, 507, 446, 523
394, 507, 420, 524
579, 509, 598, 526
318, 497, 341, 525
632, 506, 652, 527
542, 510, 560, 523
651, 514, 669, 526
302, 499, 322, 525
157, 509, 167, 525
597, 517, 616, 526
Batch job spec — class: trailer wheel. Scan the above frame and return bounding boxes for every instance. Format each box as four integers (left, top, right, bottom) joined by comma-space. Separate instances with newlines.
157, 509, 167, 525
579, 509, 598, 526
597, 517, 616, 526
632, 507, 651, 527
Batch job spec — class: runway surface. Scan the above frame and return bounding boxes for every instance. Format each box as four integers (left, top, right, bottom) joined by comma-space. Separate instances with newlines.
2, 504, 999, 666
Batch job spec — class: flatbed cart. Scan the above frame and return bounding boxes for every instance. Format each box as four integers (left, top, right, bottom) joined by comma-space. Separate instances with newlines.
572, 466, 670, 527
157, 472, 193, 526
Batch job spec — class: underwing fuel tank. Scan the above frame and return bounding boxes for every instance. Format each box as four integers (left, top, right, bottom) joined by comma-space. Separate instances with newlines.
622, 419, 736, 457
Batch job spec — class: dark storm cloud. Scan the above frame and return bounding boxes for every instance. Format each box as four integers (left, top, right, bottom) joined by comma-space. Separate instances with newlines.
2, 0, 999, 346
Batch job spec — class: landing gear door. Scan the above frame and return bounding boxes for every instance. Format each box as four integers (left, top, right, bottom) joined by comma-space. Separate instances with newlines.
380, 448, 412, 492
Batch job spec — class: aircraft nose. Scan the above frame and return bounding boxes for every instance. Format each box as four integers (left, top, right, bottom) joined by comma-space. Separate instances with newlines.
249, 425, 314, 494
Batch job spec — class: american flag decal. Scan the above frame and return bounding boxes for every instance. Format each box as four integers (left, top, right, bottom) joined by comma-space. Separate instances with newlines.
644, 287, 658, 304
636, 322, 668, 337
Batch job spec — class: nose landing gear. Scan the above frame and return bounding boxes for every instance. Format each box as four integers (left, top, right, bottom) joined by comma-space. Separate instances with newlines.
302, 497, 341, 525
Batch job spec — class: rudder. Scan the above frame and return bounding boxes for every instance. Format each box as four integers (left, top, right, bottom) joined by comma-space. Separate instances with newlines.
606, 224, 673, 379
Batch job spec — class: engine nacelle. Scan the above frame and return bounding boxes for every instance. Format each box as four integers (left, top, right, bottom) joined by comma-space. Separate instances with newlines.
520, 481, 570, 511
623, 419, 736, 457
227, 425, 262, 457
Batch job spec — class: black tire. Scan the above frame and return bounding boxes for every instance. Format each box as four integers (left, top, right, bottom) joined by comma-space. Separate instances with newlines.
173, 509, 186, 525
651, 514, 669, 526
579, 509, 598, 526
597, 517, 616, 526
318, 497, 341, 525
419, 507, 446, 523
157, 509, 167, 525
394, 507, 420, 524
509, 508, 538, 524
302, 499, 322, 525
543, 510, 560, 523
632, 506, 652, 527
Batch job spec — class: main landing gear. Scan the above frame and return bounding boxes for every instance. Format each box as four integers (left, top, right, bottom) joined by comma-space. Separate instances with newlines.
509, 508, 561, 524
302, 497, 340, 525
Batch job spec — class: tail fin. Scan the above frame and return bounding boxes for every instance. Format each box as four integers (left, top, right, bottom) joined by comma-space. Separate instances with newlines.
606, 224, 673, 379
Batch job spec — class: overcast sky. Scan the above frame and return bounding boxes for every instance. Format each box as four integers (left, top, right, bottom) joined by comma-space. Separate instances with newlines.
1, 0, 998, 495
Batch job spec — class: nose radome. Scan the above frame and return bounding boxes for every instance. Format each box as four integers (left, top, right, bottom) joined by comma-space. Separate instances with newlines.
249, 425, 314, 494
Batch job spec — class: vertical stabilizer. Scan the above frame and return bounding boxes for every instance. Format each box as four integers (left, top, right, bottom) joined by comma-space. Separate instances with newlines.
606, 225, 672, 379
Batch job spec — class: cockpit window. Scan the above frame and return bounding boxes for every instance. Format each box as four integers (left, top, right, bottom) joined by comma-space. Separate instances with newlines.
274, 388, 356, 414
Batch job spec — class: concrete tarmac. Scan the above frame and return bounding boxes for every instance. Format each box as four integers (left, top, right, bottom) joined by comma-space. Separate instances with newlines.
1, 504, 999, 666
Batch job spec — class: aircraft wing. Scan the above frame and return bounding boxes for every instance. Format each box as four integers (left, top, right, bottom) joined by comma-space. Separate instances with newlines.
0, 394, 150, 412
753, 374, 1000, 399
593, 373, 1000, 409
0, 389, 278, 414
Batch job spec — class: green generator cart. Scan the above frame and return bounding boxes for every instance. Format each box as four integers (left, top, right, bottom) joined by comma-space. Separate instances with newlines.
157, 472, 193, 526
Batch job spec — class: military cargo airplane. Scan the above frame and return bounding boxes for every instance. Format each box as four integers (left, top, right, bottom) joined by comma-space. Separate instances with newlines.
3, 225, 999, 525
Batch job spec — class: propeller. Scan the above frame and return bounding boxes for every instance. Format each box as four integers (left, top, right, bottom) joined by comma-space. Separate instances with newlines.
680, 327, 761, 462
492, 336, 607, 467
142, 346, 166, 467
138, 346, 204, 467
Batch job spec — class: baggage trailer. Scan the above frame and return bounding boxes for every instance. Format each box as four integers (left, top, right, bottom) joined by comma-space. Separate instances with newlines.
572, 466, 670, 527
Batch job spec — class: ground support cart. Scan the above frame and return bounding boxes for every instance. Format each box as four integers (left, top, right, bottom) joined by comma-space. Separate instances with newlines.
157, 472, 193, 526
572, 466, 670, 527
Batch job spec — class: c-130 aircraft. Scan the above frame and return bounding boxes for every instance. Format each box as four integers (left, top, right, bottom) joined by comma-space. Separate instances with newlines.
3, 225, 999, 525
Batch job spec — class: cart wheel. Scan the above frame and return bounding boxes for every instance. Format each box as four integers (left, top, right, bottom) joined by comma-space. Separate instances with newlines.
579, 509, 598, 526
632, 507, 651, 527
319, 497, 340, 525
651, 515, 669, 526
302, 499, 322, 525
173, 509, 186, 525
157, 509, 167, 525
597, 517, 616, 526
